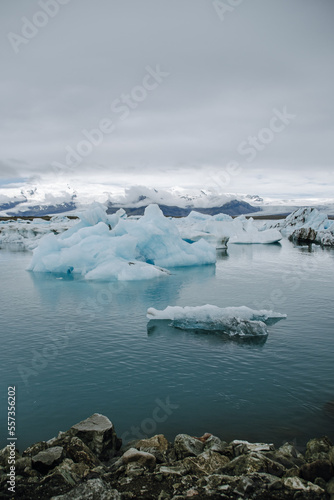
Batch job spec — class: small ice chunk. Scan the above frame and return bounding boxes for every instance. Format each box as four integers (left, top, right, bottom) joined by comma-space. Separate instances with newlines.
147, 305, 287, 337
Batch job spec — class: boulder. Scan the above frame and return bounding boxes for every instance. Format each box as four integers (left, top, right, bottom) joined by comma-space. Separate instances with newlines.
305, 436, 333, 462
0, 445, 21, 470
68, 413, 120, 460
203, 435, 228, 454
278, 442, 305, 460
299, 459, 333, 482
182, 450, 230, 475
134, 434, 169, 462
120, 448, 156, 469
135, 434, 169, 452
283, 476, 326, 495
43, 458, 89, 488
329, 446, 334, 467
159, 465, 188, 476
174, 434, 204, 459
231, 439, 274, 457
15, 457, 33, 474
327, 477, 334, 495
265, 450, 305, 469
62, 436, 101, 468
51, 477, 121, 499
23, 441, 48, 457
201, 474, 238, 496
32, 446, 65, 474
221, 451, 286, 477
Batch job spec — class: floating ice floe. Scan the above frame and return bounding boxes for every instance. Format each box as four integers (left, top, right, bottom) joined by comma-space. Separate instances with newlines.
147, 304, 287, 337
173, 211, 282, 247
270, 207, 334, 246
0, 216, 76, 251
28, 203, 216, 280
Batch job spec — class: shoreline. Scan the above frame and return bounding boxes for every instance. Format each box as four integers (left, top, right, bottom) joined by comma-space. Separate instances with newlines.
1, 214, 333, 222
1, 413, 333, 499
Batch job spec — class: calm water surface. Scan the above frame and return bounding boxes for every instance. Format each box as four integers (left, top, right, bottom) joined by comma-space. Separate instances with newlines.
1, 237, 334, 451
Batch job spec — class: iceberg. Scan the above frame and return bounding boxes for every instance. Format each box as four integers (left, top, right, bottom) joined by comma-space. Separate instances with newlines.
272, 207, 334, 246
28, 204, 216, 281
147, 305, 287, 337
173, 211, 282, 247
0, 216, 76, 251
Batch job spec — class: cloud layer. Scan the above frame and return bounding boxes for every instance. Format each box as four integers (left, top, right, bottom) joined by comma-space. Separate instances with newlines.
1, 0, 333, 197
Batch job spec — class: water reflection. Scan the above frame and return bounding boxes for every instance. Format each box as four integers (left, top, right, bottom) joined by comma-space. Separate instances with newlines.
0, 242, 28, 252
216, 248, 229, 260
28, 263, 217, 314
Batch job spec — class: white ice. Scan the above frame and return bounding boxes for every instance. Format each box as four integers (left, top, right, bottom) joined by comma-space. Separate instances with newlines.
173, 211, 282, 247
268, 207, 334, 246
147, 304, 287, 336
28, 203, 216, 281
0, 216, 76, 251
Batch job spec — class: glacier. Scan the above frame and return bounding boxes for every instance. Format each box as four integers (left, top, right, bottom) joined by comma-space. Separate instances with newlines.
27, 203, 216, 281
147, 305, 287, 337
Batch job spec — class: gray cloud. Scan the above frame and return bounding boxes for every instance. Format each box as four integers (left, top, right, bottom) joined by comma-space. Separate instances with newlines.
0, 0, 333, 197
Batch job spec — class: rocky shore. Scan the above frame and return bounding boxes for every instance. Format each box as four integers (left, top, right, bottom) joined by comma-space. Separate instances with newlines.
1, 414, 333, 499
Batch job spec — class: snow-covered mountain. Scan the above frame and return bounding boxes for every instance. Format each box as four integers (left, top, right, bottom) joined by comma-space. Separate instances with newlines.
0, 183, 261, 217
0, 181, 333, 217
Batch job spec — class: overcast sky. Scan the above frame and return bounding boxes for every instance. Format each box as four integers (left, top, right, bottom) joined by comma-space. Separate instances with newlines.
0, 0, 333, 198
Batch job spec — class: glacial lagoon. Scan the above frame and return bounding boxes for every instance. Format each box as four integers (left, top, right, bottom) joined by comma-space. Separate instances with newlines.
1, 238, 334, 451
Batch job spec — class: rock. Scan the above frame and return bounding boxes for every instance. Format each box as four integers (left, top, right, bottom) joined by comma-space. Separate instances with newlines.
63, 436, 101, 468
327, 477, 334, 495
51, 477, 121, 499
283, 466, 300, 478
68, 413, 120, 460
158, 492, 170, 500
221, 451, 286, 477
120, 448, 156, 469
259, 473, 283, 490
278, 442, 305, 460
22, 441, 48, 457
16, 456, 32, 473
300, 459, 333, 482
330, 446, 334, 467
182, 451, 230, 475
265, 450, 305, 469
314, 477, 327, 489
231, 439, 275, 457
0, 445, 21, 470
192, 433, 212, 442
201, 474, 237, 495
134, 434, 169, 462
203, 435, 228, 454
174, 434, 204, 459
185, 488, 199, 497
235, 475, 255, 495
305, 436, 333, 462
159, 465, 187, 476
32, 446, 65, 474
44, 458, 89, 487
124, 463, 146, 478
135, 434, 169, 453
283, 476, 326, 494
